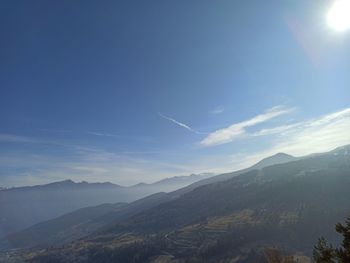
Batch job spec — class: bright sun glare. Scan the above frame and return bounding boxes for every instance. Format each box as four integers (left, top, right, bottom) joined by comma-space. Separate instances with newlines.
327, 0, 350, 31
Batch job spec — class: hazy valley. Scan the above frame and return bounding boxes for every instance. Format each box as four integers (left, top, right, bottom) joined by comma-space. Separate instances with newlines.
0, 173, 213, 238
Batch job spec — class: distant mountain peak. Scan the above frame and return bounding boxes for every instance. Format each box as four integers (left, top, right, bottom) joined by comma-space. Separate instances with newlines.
54, 179, 75, 185
53, 180, 121, 187
132, 182, 148, 187
22, 180, 77, 189
252, 152, 296, 169
131, 173, 215, 188
272, 152, 294, 157
331, 144, 350, 155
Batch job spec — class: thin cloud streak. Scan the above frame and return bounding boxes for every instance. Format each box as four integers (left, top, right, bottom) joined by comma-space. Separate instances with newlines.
86, 131, 156, 143
200, 105, 295, 147
38, 128, 72, 133
210, 106, 224, 114
86, 131, 121, 137
159, 113, 207, 135
0, 134, 38, 144
0, 133, 96, 151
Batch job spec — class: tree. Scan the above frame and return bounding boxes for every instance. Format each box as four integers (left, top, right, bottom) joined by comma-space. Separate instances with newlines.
313, 237, 336, 263
313, 216, 350, 263
334, 217, 350, 263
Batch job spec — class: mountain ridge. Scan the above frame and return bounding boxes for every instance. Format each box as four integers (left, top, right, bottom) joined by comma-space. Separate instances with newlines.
251, 152, 296, 169
0, 173, 214, 239
2, 147, 343, 253
9, 144, 350, 263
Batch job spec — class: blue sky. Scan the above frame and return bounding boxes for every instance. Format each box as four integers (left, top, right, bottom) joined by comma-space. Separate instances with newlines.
1, 0, 349, 187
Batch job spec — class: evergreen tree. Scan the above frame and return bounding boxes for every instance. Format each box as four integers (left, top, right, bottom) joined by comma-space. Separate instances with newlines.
313, 216, 350, 263
335, 217, 350, 263
313, 237, 336, 263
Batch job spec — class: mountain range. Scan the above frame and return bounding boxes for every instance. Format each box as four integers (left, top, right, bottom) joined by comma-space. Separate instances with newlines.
0, 173, 213, 238
0, 149, 298, 252
1, 145, 350, 263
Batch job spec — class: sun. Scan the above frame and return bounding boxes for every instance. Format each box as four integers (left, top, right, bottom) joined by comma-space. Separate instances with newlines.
327, 0, 350, 31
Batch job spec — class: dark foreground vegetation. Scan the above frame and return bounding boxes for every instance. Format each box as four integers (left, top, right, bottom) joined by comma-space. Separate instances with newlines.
313, 216, 350, 263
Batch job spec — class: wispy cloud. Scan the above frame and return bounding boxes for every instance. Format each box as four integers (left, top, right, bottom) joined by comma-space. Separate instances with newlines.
38, 128, 72, 133
85, 131, 156, 143
0, 133, 87, 150
266, 107, 350, 156
252, 123, 302, 137
210, 106, 224, 114
200, 105, 295, 147
0, 134, 72, 147
0, 134, 38, 144
213, 107, 350, 172
159, 113, 206, 135
86, 131, 121, 137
